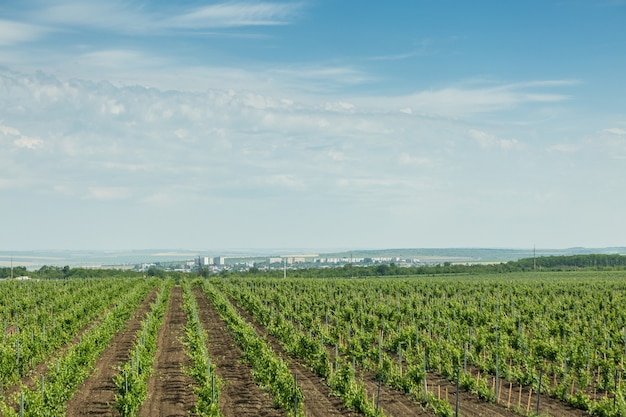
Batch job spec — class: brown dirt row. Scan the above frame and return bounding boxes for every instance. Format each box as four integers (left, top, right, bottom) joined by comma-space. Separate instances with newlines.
225, 295, 434, 417
65, 289, 159, 417
226, 297, 360, 417
192, 287, 284, 417
138, 286, 197, 417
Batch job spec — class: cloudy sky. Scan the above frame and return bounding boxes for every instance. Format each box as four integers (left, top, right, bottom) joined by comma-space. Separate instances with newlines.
1, 0, 625, 251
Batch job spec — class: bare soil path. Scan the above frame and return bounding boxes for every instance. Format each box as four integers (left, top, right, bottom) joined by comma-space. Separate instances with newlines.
193, 287, 284, 417
224, 294, 434, 417
227, 297, 361, 417
138, 286, 197, 417
65, 289, 158, 417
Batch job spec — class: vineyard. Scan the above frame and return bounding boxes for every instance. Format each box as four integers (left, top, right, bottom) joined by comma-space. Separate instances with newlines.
0, 270, 625, 416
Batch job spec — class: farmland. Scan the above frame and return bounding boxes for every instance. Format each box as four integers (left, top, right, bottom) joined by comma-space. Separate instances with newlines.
1, 269, 625, 416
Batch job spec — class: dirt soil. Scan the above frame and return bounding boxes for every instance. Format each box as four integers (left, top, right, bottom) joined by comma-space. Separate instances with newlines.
65, 289, 158, 417
138, 286, 197, 417
227, 297, 361, 417
225, 299, 434, 417
193, 287, 284, 417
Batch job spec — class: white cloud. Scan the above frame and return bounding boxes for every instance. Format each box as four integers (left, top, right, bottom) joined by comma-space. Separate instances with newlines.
33, 1, 142, 29
359, 80, 573, 117
273, 65, 374, 90
603, 128, 626, 135
324, 101, 356, 112
0, 123, 21, 137
167, 2, 302, 28
467, 129, 522, 150
0, 19, 48, 45
548, 143, 581, 153
88, 187, 131, 201
398, 152, 433, 166
14, 136, 43, 149
1, 122, 43, 149
101, 99, 125, 115
328, 150, 346, 161
28, 1, 303, 34
263, 174, 304, 189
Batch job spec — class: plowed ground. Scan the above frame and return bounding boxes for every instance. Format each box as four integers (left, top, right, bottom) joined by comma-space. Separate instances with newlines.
226, 295, 434, 417
66, 289, 158, 417
226, 296, 360, 417
193, 287, 284, 417
138, 286, 196, 417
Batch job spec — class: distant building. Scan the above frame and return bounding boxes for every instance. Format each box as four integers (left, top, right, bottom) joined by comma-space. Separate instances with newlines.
213, 256, 225, 266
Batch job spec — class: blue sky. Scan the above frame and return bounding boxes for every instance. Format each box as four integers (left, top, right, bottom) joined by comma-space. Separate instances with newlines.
1, 0, 625, 251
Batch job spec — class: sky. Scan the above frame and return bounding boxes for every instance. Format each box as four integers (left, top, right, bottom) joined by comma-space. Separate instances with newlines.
1, 0, 625, 251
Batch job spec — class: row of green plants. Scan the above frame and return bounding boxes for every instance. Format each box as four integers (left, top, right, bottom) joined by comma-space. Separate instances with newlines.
199, 280, 304, 416
219, 272, 626, 417
215, 278, 455, 417
0, 278, 158, 416
114, 279, 173, 417
211, 278, 385, 416
181, 279, 221, 416
0, 277, 139, 388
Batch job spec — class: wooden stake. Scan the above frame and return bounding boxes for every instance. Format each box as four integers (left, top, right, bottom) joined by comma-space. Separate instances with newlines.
518, 385, 522, 409
445, 386, 448, 402
497, 379, 502, 403
438, 385, 441, 400
507, 381, 512, 408
526, 388, 533, 415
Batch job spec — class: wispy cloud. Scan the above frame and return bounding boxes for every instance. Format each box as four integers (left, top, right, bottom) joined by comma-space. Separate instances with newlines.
603, 128, 626, 135
0, 19, 48, 45
548, 143, 582, 153
467, 129, 522, 150
369, 50, 422, 61
0, 122, 44, 150
272, 65, 375, 90
360, 79, 574, 117
26, 1, 304, 34
167, 2, 303, 29
88, 186, 132, 201
368, 39, 433, 61
29, 1, 148, 32
398, 152, 435, 167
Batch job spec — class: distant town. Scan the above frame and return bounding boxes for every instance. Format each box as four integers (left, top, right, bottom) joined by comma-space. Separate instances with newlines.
2, 247, 626, 273
139, 254, 429, 274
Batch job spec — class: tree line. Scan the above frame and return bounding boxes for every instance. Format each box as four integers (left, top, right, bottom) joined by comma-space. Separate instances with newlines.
241, 253, 626, 278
